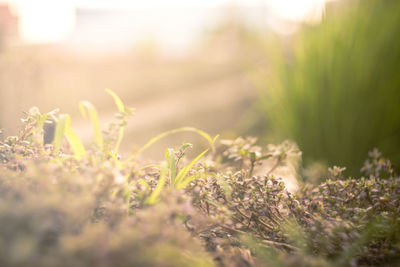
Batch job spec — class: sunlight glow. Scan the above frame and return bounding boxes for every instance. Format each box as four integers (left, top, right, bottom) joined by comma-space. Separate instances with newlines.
2, 0, 331, 44
267, 0, 329, 22
17, 0, 75, 43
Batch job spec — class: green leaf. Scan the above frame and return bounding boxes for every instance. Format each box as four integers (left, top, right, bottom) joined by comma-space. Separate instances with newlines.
105, 89, 134, 155
174, 148, 209, 186
165, 148, 177, 184
146, 166, 167, 205
114, 126, 124, 155
125, 127, 216, 163
52, 114, 68, 155
36, 113, 49, 133
138, 179, 150, 190
105, 88, 125, 112
79, 101, 103, 149
64, 115, 86, 159
176, 174, 197, 190
212, 134, 220, 145
176, 171, 208, 190
52, 114, 86, 159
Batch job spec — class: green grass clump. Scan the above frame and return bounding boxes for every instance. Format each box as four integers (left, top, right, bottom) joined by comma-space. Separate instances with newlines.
254, 0, 400, 176
0, 93, 399, 266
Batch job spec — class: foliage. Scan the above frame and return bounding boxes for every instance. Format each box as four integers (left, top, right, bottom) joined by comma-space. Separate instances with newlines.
0, 94, 399, 266
253, 0, 400, 176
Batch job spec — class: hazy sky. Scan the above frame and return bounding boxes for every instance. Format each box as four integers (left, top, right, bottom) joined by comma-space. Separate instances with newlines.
1, 0, 330, 44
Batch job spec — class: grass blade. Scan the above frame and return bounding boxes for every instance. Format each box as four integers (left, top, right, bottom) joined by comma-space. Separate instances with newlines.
36, 113, 49, 133
52, 114, 67, 155
114, 127, 124, 155
105, 88, 125, 112
138, 179, 150, 190
176, 174, 197, 190
64, 115, 86, 159
165, 148, 177, 184
105, 89, 134, 155
125, 127, 216, 163
174, 148, 209, 186
176, 172, 208, 190
79, 101, 103, 149
146, 166, 167, 205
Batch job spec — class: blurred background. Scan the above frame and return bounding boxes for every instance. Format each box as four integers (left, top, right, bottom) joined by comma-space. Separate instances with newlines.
0, 0, 399, 179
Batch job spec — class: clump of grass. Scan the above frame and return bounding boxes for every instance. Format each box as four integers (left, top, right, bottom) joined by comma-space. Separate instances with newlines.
253, 0, 400, 176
